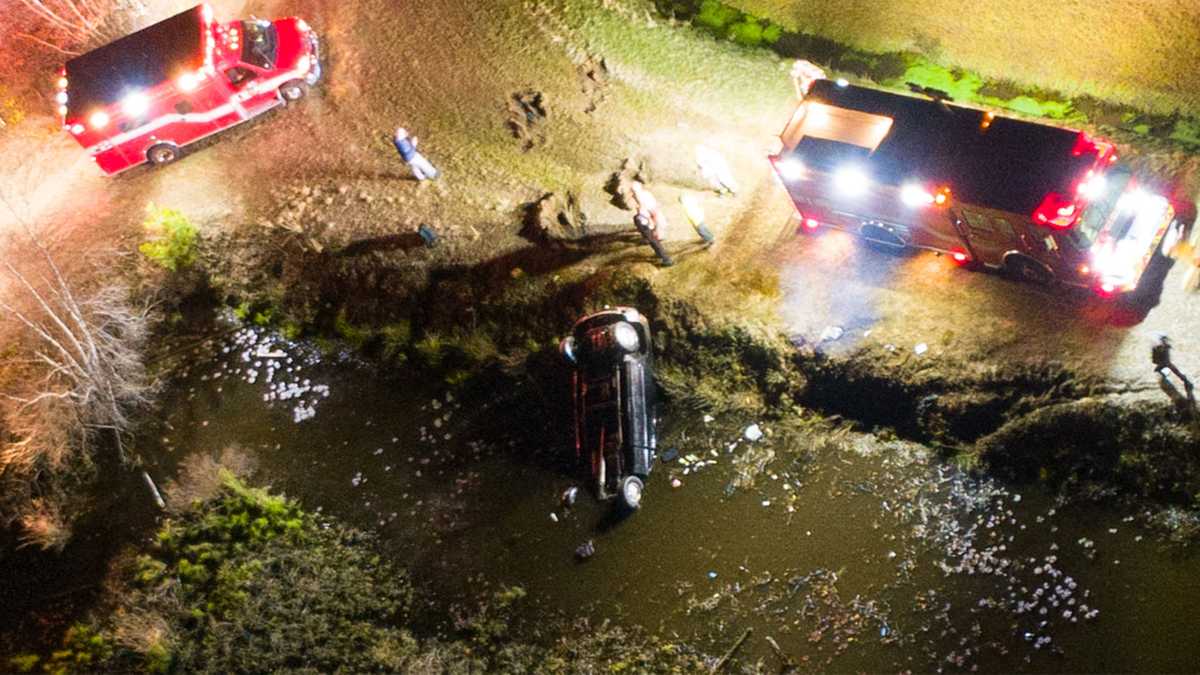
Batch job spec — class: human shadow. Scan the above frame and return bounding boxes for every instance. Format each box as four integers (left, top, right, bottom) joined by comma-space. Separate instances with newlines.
333, 232, 426, 257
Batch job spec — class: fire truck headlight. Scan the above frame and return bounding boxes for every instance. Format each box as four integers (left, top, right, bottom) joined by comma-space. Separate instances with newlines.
69, 123, 84, 135
1077, 174, 1106, 200
178, 73, 200, 92
834, 165, 869, 197
121, 92, 149, 117
836, 78, 849, 87
900, 183, 934, 207
55, 91, 69, 105
89, 110, 109, 129
777, 158, 806, 182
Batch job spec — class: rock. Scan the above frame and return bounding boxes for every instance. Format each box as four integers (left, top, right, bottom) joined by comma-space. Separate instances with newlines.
338, 184, 349, 194
549, 512, 559, 523
819, 325, 844, 342
743, 424, 764, 442
575, 540, 596, 560
914, 342, 928, 355
703, 414, 714, 424
671, 477, 683, 488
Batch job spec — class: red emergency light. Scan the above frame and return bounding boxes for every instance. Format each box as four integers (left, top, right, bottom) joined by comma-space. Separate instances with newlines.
1032, 192, 1079, 229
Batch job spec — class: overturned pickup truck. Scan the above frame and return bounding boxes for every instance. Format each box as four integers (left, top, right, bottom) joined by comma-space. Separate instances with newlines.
561, 307, 658, 510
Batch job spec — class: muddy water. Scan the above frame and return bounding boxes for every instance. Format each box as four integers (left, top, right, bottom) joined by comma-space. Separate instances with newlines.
147, 326, 1200, 672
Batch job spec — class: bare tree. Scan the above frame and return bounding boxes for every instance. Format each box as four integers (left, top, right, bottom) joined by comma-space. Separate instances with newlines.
0, 197, 153, 548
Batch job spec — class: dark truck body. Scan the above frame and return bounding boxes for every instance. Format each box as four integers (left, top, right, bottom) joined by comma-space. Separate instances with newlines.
771, 79, 1184, 294
561, 307, 657, 510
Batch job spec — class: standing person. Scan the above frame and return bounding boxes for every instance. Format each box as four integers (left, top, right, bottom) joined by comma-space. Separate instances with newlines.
1152, 335, 1194, 396
630, 181, 669, 235
679, 192, 714, 245
633, 213, 673, 267
695, 145, 738, 196
393, 127, 439, 181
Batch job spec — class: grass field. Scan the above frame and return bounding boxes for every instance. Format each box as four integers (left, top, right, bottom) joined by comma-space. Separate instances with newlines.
728, 0, 1200, 116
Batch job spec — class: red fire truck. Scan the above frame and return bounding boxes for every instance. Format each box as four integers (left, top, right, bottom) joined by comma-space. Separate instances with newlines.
55, 4, 320, 175
771, 77, 1189, 295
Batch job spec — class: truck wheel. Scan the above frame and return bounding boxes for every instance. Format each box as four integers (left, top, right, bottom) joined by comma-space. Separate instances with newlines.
619, 476, 644, 511
279, 80, 308, 103
146, 143, 179, 166
1006, 256, 1053, 285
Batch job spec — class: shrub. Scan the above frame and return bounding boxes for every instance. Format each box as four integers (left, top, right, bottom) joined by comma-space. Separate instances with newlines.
1170, 117, 1200, 147
333, 309, 371, 349
139, 205, 198, 272
727, 19, 763, 47
694, 0, 739, 32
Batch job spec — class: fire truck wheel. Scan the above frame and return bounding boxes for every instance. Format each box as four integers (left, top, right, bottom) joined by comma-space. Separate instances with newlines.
146, 143, 179, 166
1005, 256, 1053, 285
279, 80, 308, 103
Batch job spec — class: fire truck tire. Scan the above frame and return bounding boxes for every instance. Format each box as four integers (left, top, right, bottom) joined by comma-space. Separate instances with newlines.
1005, 255, 1054, 285
279, 80, 308, 103
619, 476, 644, 511
146, 143, 179, 166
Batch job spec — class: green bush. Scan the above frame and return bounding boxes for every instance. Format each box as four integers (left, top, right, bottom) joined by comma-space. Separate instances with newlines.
694, 0, 739, 31
894, 58, 983, 102
1170, 117, 1200, 146
333, 309, 372, 349
139, 204, 198, 272
727, 19, 764, 47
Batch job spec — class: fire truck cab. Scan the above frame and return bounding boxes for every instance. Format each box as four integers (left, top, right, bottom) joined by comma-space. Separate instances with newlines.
771, 77, 1187, 295
57, 4, 320, 175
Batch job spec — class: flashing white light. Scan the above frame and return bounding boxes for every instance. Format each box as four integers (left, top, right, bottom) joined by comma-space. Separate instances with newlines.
1118, 189, 1156, 214
201, 3, 213, 22
69, 123, 84, 135
57, 105, 68, 117
56, 76, 68, 89
89, 110, 109, 128
613, 322, 640, 353
836, 78, 849, 87
177, 72, 200, 92
1077, 174, 1106, 200
55, 91, 69, 105
121, 91, 149, 117
297, 18, 310, 32
833, 165, 869, 197
900, 183, 934, 207
777, 158, 806, 181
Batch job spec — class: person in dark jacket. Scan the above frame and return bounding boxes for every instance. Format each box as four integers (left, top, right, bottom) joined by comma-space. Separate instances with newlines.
1152, 335, 1194, 396
634, 213, 673, 267
393, 127, 439, 180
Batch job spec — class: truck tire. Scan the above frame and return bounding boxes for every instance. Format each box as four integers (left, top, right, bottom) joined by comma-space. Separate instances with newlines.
1005, 255, 1053, 285
279, 80, 308, 103
146, 143, 179, 166
619, 475, 644, 510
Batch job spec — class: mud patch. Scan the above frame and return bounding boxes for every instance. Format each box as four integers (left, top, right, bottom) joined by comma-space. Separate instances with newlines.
507, 90, 547, 151
522, 191, 588, 242
604, 157, 651, 211
577, 54, 610, 113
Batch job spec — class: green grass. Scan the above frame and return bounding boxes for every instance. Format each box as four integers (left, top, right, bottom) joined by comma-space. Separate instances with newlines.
729, 0, 1200, 117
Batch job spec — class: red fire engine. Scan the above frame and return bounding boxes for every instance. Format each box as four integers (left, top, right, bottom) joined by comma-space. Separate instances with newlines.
55, 4, 320, 175
771, 76, 1189, 295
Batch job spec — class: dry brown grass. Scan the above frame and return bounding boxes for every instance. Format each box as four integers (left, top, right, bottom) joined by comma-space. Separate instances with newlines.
163, 446, 257, 515
17, 497, 72, 551
732, 0, 1200, 115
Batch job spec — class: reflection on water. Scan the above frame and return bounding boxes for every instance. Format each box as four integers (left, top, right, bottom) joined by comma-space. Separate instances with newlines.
147, 327, 1200, 672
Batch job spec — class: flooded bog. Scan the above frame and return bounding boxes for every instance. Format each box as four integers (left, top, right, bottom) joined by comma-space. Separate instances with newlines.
147, 326, 1200, 672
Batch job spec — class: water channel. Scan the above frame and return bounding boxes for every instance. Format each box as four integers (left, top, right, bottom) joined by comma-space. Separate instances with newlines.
142, 325, 1200, 672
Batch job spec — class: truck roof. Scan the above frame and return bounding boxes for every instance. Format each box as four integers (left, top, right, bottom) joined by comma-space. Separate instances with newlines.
794, 79, 1095, 215
65, 5, 205, 119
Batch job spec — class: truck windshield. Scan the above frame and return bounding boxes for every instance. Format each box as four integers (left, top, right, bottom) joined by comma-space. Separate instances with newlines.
240, 20, 278, 69
1070, 165, 1134, 249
